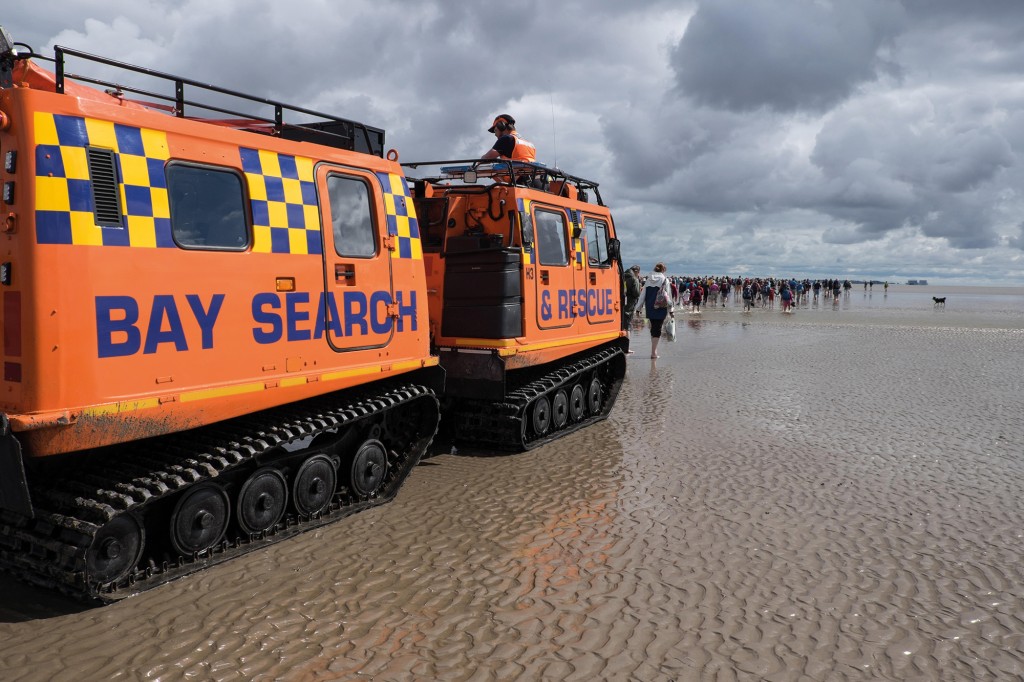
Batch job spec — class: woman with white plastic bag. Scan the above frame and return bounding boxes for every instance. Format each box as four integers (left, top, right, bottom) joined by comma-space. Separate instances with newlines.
636, 262, 674, 358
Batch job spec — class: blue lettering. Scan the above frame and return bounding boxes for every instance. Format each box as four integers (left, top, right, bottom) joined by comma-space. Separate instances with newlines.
186, 294, 224, 350
370, 291, 392, 334
543, 288, 624, 319
251, 290, 415, 343
394, 290, 417, 332
96, 296, 141, 358
558, 290, 569, 319
314, 292, 344, 339
286, 292, 312, 342
343, 291, 368, 337
144, 295, 187, 354
540, 290, 552, 320
252, 293, 282, 344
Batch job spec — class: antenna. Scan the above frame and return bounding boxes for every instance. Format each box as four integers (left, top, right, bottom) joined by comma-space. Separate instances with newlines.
549, 91, 557, 168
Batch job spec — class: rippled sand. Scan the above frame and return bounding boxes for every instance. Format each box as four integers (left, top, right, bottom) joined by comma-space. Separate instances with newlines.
2, 304, 1023, 681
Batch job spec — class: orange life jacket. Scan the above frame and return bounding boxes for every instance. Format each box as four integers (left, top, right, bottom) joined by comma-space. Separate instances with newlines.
507, 133, 537, 162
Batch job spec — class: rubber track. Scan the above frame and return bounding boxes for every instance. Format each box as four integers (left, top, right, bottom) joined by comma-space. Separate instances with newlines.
0, 383, 438, 602
452, 346, 626, 452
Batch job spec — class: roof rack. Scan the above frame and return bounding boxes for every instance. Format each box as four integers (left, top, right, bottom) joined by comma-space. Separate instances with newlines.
13, 39, 385, 156
401, 158, 605, 206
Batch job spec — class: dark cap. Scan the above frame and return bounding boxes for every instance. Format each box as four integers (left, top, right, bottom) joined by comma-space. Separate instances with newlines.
488, 114, 515, 133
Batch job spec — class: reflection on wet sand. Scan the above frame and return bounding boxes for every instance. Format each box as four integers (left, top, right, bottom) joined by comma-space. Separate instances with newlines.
2, 311, 1024, 680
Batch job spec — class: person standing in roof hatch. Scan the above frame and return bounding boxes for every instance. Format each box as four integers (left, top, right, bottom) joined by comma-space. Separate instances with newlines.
481, 114, 537, 162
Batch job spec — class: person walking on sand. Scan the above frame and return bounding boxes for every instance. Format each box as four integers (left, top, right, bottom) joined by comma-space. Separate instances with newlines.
690, 281, 704, 313
780, 283, 793, 312
637, 262, 673, 358
623, 265, 642, 331
742, 282, 753, 311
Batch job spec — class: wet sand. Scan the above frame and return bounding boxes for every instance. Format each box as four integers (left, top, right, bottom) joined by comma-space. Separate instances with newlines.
2, 296, 1023, 680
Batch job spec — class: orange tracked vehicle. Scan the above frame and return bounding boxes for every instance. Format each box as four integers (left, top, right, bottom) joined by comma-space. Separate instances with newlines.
405, 160, 628, 451
0, 28, 628, 601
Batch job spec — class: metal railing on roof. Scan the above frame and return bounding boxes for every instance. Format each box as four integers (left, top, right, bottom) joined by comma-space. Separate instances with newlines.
401, 158, 605, 206
38, 44, 385, 156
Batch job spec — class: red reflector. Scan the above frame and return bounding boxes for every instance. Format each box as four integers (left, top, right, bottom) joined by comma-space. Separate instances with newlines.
4, 362, 21, 382
3, 290, 20, 356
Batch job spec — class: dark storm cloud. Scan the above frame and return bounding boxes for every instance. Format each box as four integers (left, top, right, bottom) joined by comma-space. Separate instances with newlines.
601, 0, 1024, 278
670, 0, 905, 113
901, 0, 1024, 22
5, 1, 1024, 283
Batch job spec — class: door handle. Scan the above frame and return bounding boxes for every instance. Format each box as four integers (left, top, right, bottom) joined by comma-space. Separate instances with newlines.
589, 272, 597, 285
540, 270, 549, 284
335, 263, 355, 284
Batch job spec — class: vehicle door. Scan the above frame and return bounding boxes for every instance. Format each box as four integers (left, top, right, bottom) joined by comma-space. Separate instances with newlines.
581, 212, 618, 328
318, 165, 395, 352
531, 204, 575, 330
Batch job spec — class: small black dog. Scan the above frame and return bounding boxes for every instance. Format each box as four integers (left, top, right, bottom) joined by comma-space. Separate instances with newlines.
933, 296, 946, 307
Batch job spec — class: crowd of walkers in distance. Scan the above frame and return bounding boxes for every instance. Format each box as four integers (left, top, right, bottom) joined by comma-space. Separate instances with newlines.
634, 275, 874, 315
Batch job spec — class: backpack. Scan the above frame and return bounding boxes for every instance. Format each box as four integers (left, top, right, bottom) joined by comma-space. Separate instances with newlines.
742, 286, 751, 299
625, 271, 641, 298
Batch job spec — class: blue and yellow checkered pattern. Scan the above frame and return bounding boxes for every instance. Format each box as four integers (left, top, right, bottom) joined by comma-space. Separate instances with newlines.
518, 198, 534, 265
33, 116, 422, 259
570, 209, 584, 268
240, 148, 320, 254
34, 113, 172, 247
376, 171, 421, 260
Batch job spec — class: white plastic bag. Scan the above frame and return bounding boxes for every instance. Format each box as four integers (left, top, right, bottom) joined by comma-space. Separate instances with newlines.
662, 316, 676, 341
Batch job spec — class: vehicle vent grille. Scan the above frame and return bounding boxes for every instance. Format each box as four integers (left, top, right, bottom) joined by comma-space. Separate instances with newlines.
87, 148, 123, 226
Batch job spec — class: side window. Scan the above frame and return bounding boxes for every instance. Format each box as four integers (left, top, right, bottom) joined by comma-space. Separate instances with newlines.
535, 209, 568, 266
167, 164, 248, 249
586, 218, 610, 266
327, 175, 376, 257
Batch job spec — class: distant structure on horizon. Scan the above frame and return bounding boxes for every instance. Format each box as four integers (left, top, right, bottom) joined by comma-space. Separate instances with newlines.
906, 279, 929, 285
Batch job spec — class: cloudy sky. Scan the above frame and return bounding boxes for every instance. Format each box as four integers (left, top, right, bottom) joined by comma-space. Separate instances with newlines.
6, 1, 1024, 284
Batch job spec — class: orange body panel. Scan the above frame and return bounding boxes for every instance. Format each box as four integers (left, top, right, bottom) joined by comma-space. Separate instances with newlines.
415, 180, 625, 374
0, 82, 434, 456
